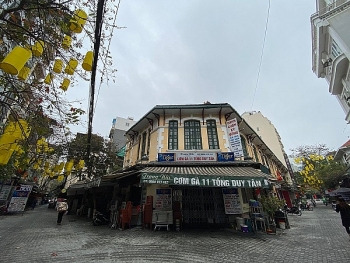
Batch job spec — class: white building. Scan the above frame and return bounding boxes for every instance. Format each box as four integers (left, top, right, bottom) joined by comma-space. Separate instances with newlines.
109, 117, 136, 152
334, 139, 350, 166
311, 0, 350, 122
241, 111, 293, 185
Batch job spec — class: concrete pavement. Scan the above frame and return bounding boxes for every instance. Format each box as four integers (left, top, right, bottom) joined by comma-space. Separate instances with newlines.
0, 204, 349, 262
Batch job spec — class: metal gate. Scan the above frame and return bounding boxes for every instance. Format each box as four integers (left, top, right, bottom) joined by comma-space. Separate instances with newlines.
174, 187, 227, 226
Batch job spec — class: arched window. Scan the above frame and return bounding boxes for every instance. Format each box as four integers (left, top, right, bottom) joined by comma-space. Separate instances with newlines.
184, 120, 202, 150
206, 120, 219, 149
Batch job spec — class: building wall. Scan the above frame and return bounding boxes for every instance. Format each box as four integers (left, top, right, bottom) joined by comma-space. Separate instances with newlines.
241, 111, 292, 184
109, 116, 136, 152
111, 116, 136, 130
123, 107, 285, 182
242, 111, 287, 167
311, 0, 350, 122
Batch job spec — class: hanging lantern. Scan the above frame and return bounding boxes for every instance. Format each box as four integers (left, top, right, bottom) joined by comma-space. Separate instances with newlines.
0, 46, 32, 75
32, 40, 45, 57
57, 175, 64, 182
44, 73, 53, 84
18, 66, 31, 81
33, 163, 39, 170
60, 78, 70, 91
77, 159, 85, 170
3, 120, 30, 139
53, 59, 63, 73
82, 51, 93, 71
53, 164, 60, 172
64, 58, 78, 75
62, 35, 72, 50
0, 149, 15, 165
58, 162, 65, 171
69, 10, 88, 33
64, 160, 74, 175
0, 134, 17, 149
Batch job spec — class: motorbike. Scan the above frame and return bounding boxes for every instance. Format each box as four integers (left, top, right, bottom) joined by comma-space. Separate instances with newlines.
284, 204, 302, 216
93, 211, 109, 226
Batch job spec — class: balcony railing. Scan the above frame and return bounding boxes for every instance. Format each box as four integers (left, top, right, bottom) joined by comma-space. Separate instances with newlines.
311, 0, 350, 20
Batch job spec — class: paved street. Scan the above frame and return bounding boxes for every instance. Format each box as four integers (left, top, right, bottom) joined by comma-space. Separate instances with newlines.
0, 204, 349, 263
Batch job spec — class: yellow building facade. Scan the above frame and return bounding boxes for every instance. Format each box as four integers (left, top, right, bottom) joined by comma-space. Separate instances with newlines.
122, 103, 289, 228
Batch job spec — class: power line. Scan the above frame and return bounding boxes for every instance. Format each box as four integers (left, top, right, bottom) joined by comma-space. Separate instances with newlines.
251, 0, 271, 110
94, 0, 122, 114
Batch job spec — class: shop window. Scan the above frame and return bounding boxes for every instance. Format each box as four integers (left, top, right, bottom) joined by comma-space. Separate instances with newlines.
141, 132, 147, 157
241, 188, 254, 203
168, 120, 178, 150
206, 120, 219, 149
184, 120, 202, 150
240, 136, 248, 157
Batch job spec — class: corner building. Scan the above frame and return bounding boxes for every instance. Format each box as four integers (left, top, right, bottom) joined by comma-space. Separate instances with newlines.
123, 103, 288, 228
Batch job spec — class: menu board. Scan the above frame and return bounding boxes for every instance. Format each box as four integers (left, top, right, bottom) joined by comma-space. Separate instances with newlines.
155, 188, 172, 210
222, 188, 242, 214
7, 185, 33, 212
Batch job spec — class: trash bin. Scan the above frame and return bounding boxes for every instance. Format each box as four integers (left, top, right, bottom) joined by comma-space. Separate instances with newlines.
236, 217, 245, 227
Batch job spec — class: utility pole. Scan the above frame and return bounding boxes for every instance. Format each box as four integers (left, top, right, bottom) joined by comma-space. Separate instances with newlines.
86, 0, 106, 179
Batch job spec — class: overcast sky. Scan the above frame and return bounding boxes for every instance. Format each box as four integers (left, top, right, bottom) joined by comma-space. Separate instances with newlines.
68, 0, 349, 156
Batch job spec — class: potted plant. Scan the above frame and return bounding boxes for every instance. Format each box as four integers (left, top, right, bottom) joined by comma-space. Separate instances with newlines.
258, 195, 285, 233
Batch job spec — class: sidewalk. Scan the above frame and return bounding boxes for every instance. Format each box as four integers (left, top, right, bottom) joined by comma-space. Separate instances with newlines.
0, 204, 349, 262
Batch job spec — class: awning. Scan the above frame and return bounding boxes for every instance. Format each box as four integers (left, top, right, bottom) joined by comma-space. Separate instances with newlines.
140, 166, 271, 188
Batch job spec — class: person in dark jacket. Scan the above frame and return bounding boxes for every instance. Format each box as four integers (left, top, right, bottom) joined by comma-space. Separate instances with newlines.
335, 197, 350, 240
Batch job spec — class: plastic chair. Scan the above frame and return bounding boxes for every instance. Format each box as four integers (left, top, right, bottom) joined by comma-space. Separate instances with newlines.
120, 201, 133, 230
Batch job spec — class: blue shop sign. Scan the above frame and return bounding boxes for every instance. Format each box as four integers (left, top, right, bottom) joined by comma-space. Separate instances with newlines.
158, 153, 175, 162
222, 188, 238, 194
217, 152, 235, 162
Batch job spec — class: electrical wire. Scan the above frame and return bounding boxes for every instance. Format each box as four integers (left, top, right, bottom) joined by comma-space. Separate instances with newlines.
94, 0, 121, 114
251, 0, 271, 110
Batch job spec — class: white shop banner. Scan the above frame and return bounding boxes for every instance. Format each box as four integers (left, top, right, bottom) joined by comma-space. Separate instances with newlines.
175, 152, 217, 162
226, 118, 244, 157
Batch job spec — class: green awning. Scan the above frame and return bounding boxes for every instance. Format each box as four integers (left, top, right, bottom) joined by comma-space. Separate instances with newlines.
116, 146, 125, 158
140, 166, 271, 188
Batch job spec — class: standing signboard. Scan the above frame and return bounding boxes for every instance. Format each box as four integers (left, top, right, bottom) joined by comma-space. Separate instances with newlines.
7, 185, 33, 212
222, 188, 242, 214
226, 118, 244, 158
155, 188, 172, 210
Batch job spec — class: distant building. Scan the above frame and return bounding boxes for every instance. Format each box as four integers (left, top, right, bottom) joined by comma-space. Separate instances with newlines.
241, 111, 293, 185
109, 117, 136, 152
311, 0, 350, 122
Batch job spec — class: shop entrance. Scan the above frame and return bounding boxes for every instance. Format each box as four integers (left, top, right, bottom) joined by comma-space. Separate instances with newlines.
173, 187, 227, 228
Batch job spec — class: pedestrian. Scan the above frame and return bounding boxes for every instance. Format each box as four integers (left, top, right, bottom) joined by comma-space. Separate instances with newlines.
31, 198, 36, 210
56, 199, 68, 225
311, 198, 316, 207
335, 197, 350, 240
